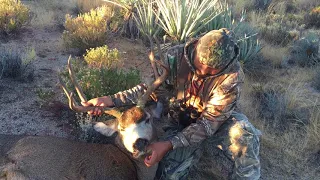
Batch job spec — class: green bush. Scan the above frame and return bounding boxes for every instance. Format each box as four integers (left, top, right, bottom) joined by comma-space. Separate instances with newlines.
288, 33, 320, 67
0, 0, 30, 34
60, 58, 141, 101
62, 5, 114, 52
84, 45, 120, 68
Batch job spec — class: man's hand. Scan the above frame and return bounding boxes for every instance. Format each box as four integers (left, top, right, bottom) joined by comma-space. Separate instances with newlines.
144, 141, 173, 167
81, 96, 114, 115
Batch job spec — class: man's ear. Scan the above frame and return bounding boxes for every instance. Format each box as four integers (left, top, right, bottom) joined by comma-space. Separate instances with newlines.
93, 119, 119, 137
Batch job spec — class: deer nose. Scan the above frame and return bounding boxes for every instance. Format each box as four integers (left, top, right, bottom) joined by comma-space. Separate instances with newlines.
133, 138, 149, 151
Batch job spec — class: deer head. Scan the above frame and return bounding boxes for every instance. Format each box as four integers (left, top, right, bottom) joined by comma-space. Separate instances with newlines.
59, 54, 168, 158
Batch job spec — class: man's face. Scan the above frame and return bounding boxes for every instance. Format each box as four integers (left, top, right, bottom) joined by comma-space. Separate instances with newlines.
193, 52, 221, 77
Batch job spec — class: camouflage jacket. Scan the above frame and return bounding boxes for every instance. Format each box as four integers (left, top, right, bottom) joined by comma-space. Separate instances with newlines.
110, 41, 244, 149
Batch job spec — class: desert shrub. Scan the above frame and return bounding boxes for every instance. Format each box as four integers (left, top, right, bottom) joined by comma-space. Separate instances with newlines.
252, 83, 309, 131
0, 47, 36, 80
84, 45, 120, 68
249, 10, 300, 46
35, 88, 56, 107
254, 0, 272, 10
76, 0, 105, 13
27, 0, 76, 29
0, 0, 30, 35
305, 6, 320, 28
312, 67, 320, 91
226, 0, 271, 15
260, 43, 288, 68
0, 49, 22, 78
258, 20, 292, 46
60, 58, 140, 101
77, 68, 140, 100
288, 33, 320, 67
62, 5, 114, 52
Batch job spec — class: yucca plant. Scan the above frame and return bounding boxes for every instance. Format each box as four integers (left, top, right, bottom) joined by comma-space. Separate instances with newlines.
133, 0, 160, 39
203, 2, 233, 32
154, 0, 223, 44
234, 22, 262, 66
0, 0, 30, 34
132, 0, 163, 77
103, 0, 140, 39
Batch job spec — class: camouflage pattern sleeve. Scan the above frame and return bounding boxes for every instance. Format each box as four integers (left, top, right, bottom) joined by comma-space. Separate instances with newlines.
170, 71, 243, 149
110, 83, 147, 107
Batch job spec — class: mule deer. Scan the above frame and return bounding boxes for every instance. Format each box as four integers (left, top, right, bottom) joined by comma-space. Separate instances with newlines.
0, 53, 169, 180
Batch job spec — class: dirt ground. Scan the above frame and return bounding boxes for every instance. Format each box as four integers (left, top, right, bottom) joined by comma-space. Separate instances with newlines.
0, 25, 153, 139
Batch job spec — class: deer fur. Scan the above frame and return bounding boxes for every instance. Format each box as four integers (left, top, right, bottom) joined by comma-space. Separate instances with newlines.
0, 134, 137, 180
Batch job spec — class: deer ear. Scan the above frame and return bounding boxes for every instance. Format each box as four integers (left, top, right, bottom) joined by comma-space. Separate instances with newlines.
93, 119, 119, 137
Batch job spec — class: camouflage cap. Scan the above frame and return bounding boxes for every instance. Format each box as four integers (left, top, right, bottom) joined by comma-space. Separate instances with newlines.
195, 28, 237, 69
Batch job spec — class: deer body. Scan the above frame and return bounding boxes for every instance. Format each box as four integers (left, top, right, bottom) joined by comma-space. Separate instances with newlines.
0, 134, 137, 180
0, 53, 168, 180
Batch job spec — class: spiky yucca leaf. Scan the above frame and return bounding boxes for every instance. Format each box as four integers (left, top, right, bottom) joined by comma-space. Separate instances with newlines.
154, 0, 223, 43
133, 0, 160, 38
237, 35, 261, 65
204, 2, 233, 32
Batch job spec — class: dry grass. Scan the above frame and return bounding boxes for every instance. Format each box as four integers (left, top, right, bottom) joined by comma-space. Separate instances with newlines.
25, 0, 76, 29
76, 0, 106, 13
240, 65, 320, 179
260, 43, 289, 68
295, 0, 320, 11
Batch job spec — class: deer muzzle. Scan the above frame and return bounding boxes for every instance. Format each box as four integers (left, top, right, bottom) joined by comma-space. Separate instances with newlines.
132, 138, 149, 158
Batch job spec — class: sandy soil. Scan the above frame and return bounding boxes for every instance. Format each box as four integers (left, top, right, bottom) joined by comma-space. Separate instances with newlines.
0, 25, 152, 139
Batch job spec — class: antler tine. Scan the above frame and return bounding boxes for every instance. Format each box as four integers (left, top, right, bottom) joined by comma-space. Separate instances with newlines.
137, 51, 169, 108
58, 76, 79, 108
59, 56, 122, 119
67, 56, 87, 103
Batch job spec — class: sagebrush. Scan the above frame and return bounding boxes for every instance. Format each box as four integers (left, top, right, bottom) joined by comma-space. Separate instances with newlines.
0, 47, 36, 80
60, 58, 140, 100
63, 5, 114, 52
84, 45, 120, 68
0, 0, 30, 34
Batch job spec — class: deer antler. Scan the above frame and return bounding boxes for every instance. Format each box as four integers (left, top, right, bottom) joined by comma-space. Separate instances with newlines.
59, 56, 122, 119
137, 51, 169, 108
